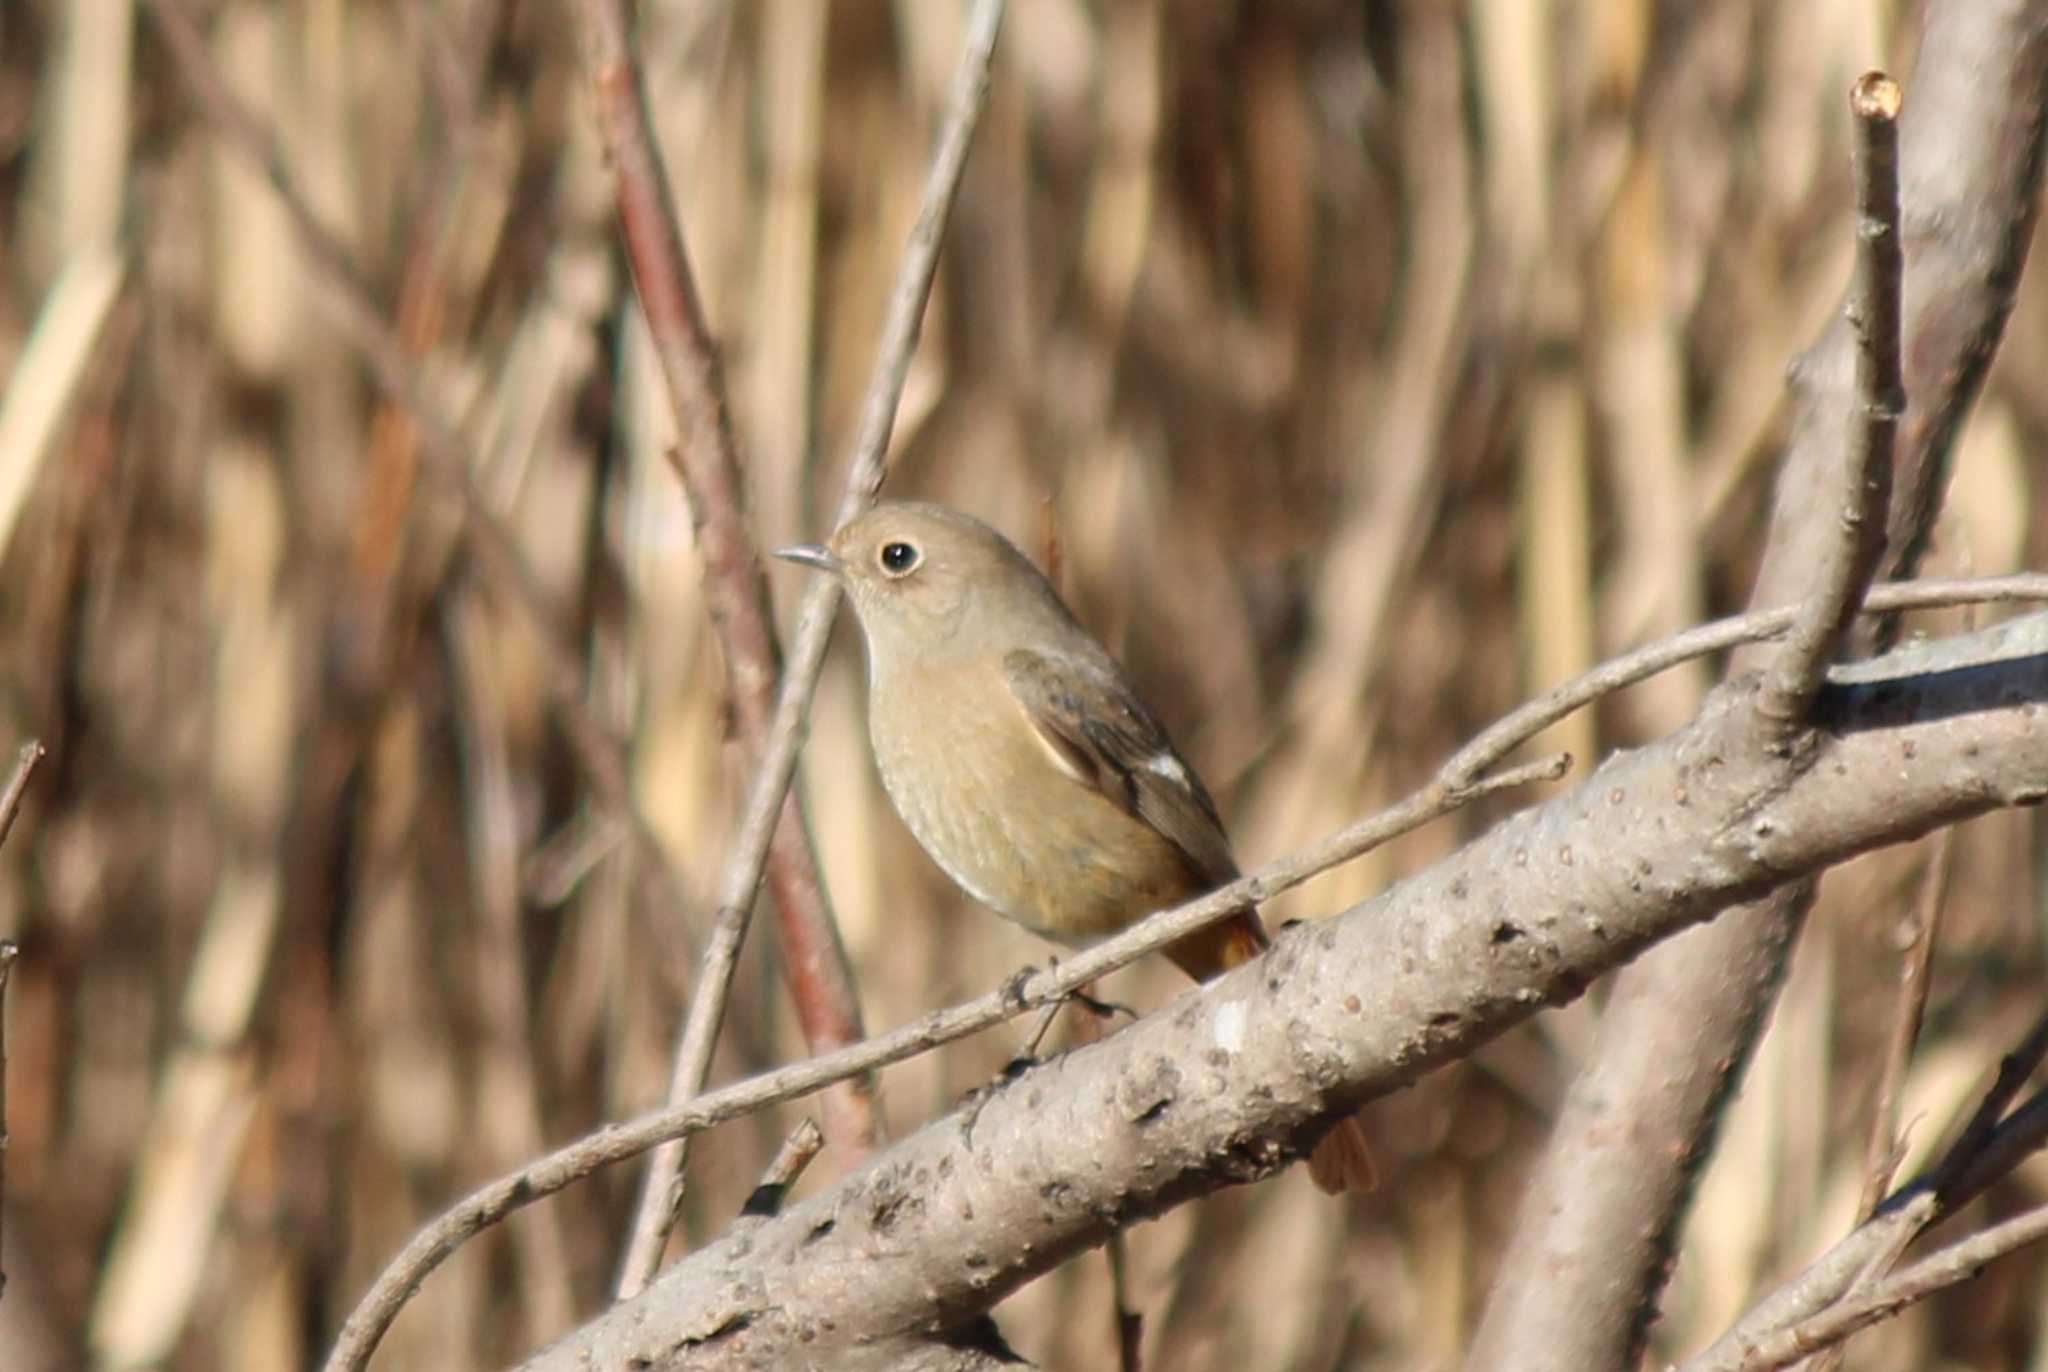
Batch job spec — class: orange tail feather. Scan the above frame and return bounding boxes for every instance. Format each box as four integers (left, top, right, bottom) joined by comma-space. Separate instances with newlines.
1163, 908, 1268, 981
1308, 1115, 1377, 1194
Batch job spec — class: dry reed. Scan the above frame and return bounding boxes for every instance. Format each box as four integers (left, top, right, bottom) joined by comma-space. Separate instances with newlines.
0, 2, 2043, 1369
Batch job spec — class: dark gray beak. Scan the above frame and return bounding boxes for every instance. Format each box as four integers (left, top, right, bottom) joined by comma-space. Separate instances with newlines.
773, 543, 840, 573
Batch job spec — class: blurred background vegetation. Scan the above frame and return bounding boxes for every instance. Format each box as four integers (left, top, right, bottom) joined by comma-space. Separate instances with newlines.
1, 0, 2045, 1368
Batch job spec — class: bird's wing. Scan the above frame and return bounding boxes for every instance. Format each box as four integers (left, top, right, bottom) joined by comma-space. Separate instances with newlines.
1001, 646, 1240, 887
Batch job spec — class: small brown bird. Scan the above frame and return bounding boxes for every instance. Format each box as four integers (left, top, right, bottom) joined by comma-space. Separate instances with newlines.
778, 501, 1374, 1193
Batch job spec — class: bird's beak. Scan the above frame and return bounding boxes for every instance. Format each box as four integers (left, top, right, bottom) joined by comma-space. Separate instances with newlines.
773, 543, 841, 574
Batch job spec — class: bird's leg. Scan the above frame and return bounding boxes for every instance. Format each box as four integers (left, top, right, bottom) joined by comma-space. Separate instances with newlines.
1003, 968, 1135, 1077
1070, 987, 1134, 1022
1003, 983, 1067, 1077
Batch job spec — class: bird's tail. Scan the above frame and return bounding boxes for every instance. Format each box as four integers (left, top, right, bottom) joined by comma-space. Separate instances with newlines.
1307, 1115, 1377, 1194
1161, 908, 1268, 982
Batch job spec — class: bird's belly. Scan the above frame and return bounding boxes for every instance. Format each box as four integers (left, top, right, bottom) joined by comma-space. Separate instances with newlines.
871, 686, 1196, 943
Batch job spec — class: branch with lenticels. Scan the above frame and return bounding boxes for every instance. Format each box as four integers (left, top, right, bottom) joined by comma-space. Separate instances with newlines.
1467, 9, 2048, 1368
514, 609, 2048, 1372
319, 575, 2048, 1372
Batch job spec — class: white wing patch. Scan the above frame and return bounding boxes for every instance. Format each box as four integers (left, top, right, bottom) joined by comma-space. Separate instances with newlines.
1144, 752, 1190, 785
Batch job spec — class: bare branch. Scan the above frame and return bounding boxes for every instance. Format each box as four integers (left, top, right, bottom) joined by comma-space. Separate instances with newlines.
519, 614, 2048, 1370
1757, 72, 1902, 730
571, 0, 880, 1291
581, 0, 1008, 1297
1856, 828, 1951, 1218
1925, 1012, 2048, 1204
1468, 12, 2048, 1367
1874, 7, 2048, 598
320, 743, 1559, 1372
322, 589, 2048, 1372
1701, 1201, 2048, 1372
1442, 574, 2048, 786
1792, 830, 1961, 1372
1686, 1006, 2048, 1371
0, 742, 43, 855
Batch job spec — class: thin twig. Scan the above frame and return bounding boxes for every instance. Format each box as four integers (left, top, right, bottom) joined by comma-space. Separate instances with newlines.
1688, 1007, 2048, 1372
1695, 1200, 2048, 1372
1939, 1086, 2048, 1214
1442, 573, 2048, 786
1931, 1008, 2048, 1196
1804, 829, 1956, 1372
579, 0, 876, 1292
0, 938, 16, 1304
321, 750, 1555, 1372
1856, 829, 1952, 1218
0, 742, 44, 854
1758, 72, 1904, 731
0, 740, 35, 1305
594, 0, 1007, 1298
323, 572, 2048, 1372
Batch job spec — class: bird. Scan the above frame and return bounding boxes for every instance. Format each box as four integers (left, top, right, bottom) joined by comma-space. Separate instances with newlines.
776, 500, 1375, 1193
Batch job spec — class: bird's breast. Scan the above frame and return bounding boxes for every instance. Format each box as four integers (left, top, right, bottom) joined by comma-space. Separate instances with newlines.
868, 658, 1200, 942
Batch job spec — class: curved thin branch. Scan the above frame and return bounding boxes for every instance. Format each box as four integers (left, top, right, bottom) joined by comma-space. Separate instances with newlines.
321, 578, 2048, 1372
1707, 1201, 2048, 1372
582, 0, 1009, 1297
1467, 11, 2048, 1367
319, 749, 1557, 1372
521, 613, 2048, 1370
1684, 1005, 2048, 1372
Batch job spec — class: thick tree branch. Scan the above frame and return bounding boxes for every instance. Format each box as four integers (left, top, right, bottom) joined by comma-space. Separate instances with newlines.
1467, 9, 2048, 1368
319, 573, 2048, 1372
1874, 6, 2048, 595
515, 613, 2048, 1370
320, 749, 1558, 1372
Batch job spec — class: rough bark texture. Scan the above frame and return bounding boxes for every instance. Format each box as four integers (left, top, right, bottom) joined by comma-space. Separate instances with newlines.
519, 614, 2048, 1371
1465, 7, 2048, 1368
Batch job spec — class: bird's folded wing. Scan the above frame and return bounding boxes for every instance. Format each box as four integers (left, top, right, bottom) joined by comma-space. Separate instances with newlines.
1002, 647, 1239, 888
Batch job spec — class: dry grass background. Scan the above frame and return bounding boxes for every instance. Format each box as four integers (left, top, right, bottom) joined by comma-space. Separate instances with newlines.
1, 1, 2046, 1368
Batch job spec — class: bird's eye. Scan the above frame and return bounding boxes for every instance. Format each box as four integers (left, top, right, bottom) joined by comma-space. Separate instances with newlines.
878, 540, 921, 576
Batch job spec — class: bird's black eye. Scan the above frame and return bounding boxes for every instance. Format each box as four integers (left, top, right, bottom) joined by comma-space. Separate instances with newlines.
878, 540, 921, 576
